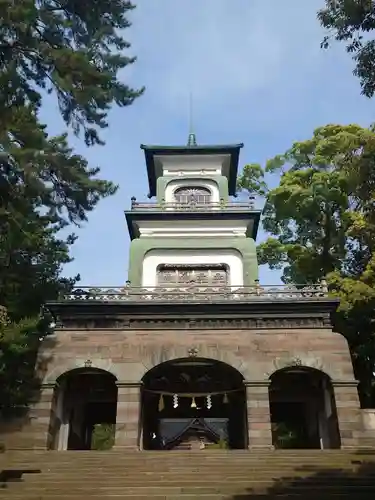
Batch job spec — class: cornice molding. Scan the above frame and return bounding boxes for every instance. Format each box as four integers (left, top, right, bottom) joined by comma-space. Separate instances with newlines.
55, 315, 332, 331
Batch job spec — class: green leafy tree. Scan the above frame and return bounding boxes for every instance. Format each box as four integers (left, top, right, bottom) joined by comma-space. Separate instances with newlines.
0, 0, 143, 417
318, 0, 375, 97
237, 124, 375, 405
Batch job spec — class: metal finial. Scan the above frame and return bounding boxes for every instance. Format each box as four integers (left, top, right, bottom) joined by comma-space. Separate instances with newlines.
187, 91, 197, 146
187, 132, 197, 146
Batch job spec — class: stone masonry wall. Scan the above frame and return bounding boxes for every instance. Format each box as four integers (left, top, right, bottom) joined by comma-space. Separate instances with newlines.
39, 327, 355, 383
0, 326, 365, 450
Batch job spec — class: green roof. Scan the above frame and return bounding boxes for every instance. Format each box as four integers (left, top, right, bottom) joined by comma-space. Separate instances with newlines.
140, 144, 244, 197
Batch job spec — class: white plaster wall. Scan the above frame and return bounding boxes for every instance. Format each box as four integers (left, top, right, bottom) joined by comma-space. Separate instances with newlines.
142, 249, 244, 287
362, 409, 375, 430
157, 154, 229, 177
165, 178, 220, 203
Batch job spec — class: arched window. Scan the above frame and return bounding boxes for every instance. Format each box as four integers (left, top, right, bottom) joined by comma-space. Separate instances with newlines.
174, 186, 211, 204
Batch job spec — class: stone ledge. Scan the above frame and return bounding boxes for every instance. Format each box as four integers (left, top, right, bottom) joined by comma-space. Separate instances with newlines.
332, 380, 359, 388
244, 380, 271, 387
116, 381, 143, 388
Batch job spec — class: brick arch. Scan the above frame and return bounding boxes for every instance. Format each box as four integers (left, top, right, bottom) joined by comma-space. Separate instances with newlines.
140, 346, 247, 380
265, 355, 333, 380
42, 358, 121, 383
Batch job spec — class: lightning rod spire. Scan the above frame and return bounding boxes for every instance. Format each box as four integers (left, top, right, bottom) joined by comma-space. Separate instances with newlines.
187, 91, 197, 147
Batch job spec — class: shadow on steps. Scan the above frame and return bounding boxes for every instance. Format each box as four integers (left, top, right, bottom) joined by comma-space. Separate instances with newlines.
0, 469, 41, 487
231, 457, 375, 499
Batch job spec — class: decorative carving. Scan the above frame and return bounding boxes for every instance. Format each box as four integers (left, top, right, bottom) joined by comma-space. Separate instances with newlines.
63, 282, 329, 303
270, 356, 325, 374
84, 359, 92, 368
58, 316, 329, 330
157, 266, 228, 287
188, 347, 199, 358
291, 357, 302, 366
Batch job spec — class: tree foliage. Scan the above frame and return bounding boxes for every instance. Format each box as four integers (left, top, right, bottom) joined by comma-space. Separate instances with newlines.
0, 0, 144, 145
237, 124, 375, 405
318, 0, 375, 97
0, 0, 142, 417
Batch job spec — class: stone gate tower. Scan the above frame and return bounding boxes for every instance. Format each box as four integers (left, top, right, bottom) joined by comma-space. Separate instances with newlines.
1, 138, 372, 451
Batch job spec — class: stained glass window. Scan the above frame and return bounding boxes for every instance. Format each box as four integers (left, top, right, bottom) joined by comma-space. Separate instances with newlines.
174, 187, 211, 204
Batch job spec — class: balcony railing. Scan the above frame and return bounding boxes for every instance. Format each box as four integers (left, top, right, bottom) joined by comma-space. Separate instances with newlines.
61, 281, 329, 303
130, 197, 255, 211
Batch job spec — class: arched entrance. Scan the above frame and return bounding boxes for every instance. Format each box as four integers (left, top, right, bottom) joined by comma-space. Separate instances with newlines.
269, 367, 340, 449
141, 358, 246, 450
51, 368, 118, 450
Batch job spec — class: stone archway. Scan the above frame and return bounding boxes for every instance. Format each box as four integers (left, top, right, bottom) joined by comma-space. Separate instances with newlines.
141, 358, 247, 450
51, 368, 118, 450
269, 367, 341, 449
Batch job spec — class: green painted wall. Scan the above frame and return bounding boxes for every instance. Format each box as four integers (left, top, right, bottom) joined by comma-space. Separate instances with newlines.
128, 237, 258, 286
156, 175, 229, 203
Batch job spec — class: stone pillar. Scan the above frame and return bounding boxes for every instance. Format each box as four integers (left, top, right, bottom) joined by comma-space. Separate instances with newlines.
245, 381, 273, 449
332, 380, 362, 449
0, 382, 57, 450
30, 382, 57, 450
114, 382, 142, 450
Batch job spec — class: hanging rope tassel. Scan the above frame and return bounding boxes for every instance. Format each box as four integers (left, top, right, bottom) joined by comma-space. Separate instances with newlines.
158, 394, 165, 412
223, 393, 229, 404
206, 395, 212, 409
173, 394, 179, 408
191, 397, 197, 408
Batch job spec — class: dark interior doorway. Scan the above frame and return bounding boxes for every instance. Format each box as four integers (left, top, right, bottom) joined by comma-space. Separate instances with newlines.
56, 369, 118, 450
269, 367, 340, 449
141, 358, 247, 450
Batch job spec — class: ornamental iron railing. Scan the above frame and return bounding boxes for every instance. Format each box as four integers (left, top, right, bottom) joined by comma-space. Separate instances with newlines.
130, 197, 255, 211
61, 281, 329, 303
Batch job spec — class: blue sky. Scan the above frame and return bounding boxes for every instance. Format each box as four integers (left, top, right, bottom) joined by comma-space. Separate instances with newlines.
41, 0, 375, 286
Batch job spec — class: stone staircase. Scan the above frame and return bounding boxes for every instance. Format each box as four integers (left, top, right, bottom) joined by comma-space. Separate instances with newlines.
1, 450, 375, 499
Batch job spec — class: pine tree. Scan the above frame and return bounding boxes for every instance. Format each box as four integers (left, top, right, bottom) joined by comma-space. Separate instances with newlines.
0, 0, 143, 417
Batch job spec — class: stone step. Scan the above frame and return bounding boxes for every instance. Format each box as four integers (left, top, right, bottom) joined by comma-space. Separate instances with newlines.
20, 472, 375, 480
8, 480, 375, 490
0, 496, 254, 500
3, 484, 375, 495
3, 458, 373, 467
2, 466, 371, 472
2, 497, 375, 500
1, 467, 368, 476
3, 451, 375, 458
2, 451, 367, 456
3, 459, 370, 467
3, 454, 370, 459
1, 450, 375, 499
1, 464, 372, 472
11, 452, 370, 456
2, 453, 373, 458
